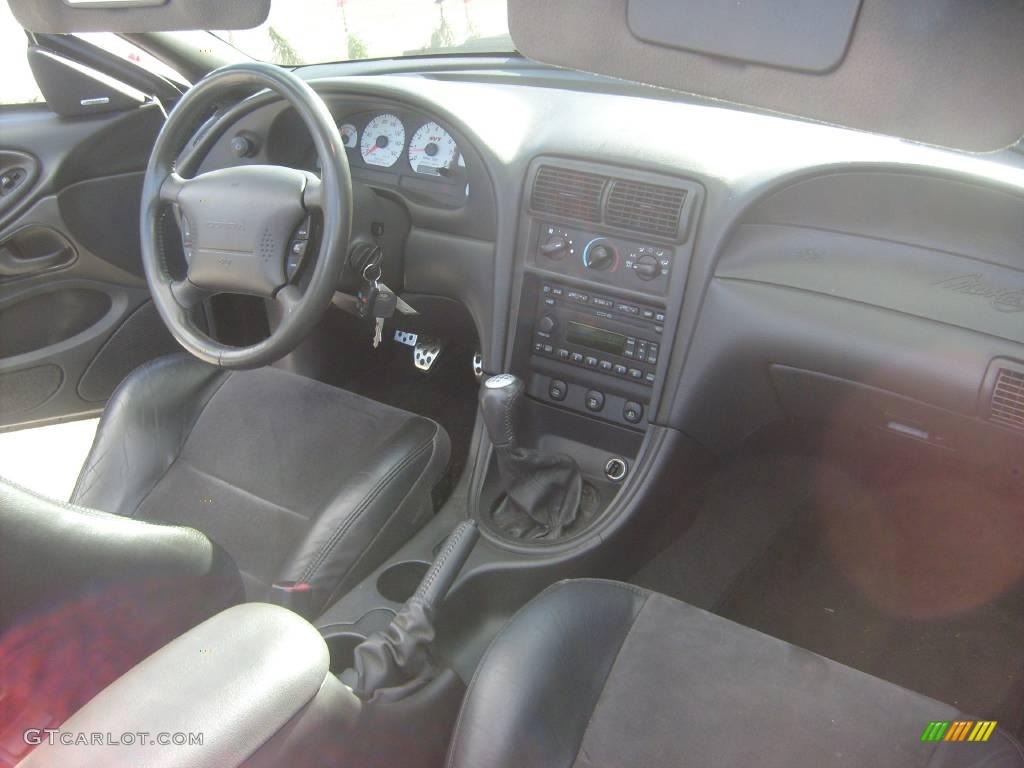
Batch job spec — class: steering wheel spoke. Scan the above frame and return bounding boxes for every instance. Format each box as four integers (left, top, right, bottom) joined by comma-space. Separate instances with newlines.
169, 278, 209, 311
159, 172, 188, 204
302, 174, 323, 211
274, 284, 303, 315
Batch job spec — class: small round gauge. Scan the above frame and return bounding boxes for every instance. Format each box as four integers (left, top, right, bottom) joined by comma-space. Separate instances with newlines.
360, 114, 405, 168
339, 123, 358, 150
408, 122, 458, 175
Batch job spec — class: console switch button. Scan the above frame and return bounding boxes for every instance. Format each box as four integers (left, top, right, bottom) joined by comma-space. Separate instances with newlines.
623, 401, 644, 424
549, 379, 568, 401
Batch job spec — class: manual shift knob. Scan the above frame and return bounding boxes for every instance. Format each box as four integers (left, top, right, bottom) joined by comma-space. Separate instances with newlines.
479, 373, 524, 450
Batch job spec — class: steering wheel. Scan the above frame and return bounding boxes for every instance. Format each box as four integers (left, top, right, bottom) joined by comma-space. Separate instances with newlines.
140, 62, 351, 369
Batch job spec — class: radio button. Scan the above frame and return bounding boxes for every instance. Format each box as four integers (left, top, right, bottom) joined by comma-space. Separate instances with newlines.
551, 286, 564, 297
599, 360, 613, 372
615, 303, 640, 316
614, 364, 628, 376
584, 356, 598, 368
549, 379, 568, 401
655, 312, 665, 322
585, 390, 606, 412
543, 345, 554, 355
557, 348, 570, 360
641, 309, 655, 320
570, 352, 584, 364
645, 372, 656, 384
592, 297, 614, 309
566, 290, 589, 303
628, 368, 644, 380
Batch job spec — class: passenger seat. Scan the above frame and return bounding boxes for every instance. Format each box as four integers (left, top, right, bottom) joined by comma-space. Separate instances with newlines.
447, 579, 1024, 768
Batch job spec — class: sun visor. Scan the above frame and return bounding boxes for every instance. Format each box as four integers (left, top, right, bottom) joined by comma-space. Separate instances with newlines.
10, 0, 270, 33
508, 0, 1024, 152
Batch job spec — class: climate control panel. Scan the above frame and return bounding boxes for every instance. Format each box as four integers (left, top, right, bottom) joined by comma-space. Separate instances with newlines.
536, 223, 673, 291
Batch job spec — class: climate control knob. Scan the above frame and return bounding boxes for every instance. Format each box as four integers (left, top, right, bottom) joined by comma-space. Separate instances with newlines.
540, 235, 570, 260
538, 315, 556, 334
634, 253, 662, 281
584, 240, 617, 271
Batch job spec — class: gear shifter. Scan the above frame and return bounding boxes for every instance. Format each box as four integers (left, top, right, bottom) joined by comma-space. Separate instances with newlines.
479, 374, 582, 539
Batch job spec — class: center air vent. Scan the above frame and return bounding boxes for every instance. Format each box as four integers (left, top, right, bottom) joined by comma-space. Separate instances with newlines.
990, 367, 1024, 432
531, 164, 692, 239
531, 166, 605, 223
606, 179, 687, 238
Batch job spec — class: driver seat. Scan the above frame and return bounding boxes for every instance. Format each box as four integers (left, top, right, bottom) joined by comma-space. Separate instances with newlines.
71, 353, 451, 613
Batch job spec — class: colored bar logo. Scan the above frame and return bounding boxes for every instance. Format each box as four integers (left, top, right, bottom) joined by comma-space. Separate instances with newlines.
921, 721, 997, 742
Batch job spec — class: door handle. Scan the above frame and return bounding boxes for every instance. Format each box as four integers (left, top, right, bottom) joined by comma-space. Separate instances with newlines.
0, 227, 75, 277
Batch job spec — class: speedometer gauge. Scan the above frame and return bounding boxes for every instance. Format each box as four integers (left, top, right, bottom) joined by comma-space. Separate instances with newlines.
408, 122, 458, 175
360, 114, 405, 168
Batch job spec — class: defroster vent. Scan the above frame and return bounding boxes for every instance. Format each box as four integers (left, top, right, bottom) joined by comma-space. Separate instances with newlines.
531, 166, 606, 223
606, 179, 687, 239
990, 367, 1024, 432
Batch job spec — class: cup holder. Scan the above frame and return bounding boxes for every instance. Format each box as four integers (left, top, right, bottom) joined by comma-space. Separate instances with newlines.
376, 561, 430, 603
325, 632, 365, 674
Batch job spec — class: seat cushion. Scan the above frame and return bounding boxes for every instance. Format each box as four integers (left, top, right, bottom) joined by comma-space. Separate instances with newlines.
448, 579, 1024, 768
72, 355, 450, 613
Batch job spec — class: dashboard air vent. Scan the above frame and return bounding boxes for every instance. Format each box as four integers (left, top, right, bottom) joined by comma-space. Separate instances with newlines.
606, 179, 687, 238
531, 166, 605, 223
990, 367, 1024, 432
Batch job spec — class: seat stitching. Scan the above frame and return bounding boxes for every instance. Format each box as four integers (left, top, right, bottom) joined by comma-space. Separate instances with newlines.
171, 459, 309, 521
297, 431, 437, 584
127, 369, 234, 519
317, 423, 444, 609
573, 592, 652, 768
445, 580, 651, 768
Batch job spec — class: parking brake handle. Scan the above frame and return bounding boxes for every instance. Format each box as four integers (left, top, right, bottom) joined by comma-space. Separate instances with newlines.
343, 520, 479, 702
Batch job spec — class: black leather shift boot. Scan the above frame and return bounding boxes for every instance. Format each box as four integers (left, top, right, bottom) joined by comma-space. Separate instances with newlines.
490, 447, 582, 539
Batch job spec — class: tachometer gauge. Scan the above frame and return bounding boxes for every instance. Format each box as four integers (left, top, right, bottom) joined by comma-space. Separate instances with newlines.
339, 123, 358, 149
408, 122, 458, 175
360, 114, 405, 168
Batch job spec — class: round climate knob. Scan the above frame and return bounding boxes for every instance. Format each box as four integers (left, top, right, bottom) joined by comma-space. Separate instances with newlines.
584, 240, 617, 271
540, 235, 570, 260
634, 253, 662, 281
538, 315, 556, 333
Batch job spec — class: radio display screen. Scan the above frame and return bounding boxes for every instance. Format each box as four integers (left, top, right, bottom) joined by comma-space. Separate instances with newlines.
567, 321, 627, 356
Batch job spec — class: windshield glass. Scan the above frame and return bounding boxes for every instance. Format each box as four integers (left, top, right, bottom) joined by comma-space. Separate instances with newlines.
214, 0, 513, 65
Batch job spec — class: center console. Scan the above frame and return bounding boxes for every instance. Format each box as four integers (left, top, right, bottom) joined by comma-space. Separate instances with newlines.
474, 157, 703, 545
513, 158, 702, 432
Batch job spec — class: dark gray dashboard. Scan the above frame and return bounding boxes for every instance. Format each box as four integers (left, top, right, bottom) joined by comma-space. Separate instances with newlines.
194, 64, 1024, 462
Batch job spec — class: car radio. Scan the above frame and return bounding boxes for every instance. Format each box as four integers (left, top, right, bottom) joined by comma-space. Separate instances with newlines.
531, 281, 664, 389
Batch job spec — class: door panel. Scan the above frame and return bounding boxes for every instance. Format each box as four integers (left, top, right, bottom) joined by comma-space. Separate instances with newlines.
0, 103, 179, 431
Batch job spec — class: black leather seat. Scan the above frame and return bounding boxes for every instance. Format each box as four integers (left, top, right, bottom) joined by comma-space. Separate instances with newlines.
448, 580, 1024, 768
70, 353, 450, 612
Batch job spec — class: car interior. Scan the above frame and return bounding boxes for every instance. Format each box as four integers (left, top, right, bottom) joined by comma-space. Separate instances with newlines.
1, 0, 1023, 766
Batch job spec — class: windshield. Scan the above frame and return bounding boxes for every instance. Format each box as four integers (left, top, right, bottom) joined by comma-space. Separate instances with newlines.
214, 0, 513, 65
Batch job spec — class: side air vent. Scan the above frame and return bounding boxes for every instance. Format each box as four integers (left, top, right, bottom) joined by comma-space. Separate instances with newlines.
531, 166, 606, 223
990, 367, 1024, 432
606, 179, 687, 238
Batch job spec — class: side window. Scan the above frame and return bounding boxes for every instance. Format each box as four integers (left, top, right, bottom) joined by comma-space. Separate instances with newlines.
0, 2, 44, 105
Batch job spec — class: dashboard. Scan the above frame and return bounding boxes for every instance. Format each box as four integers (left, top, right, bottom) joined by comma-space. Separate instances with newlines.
190, 61, 1024, 462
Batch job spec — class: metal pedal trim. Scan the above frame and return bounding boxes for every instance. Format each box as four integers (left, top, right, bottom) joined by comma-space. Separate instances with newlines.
414, 339, 443, 371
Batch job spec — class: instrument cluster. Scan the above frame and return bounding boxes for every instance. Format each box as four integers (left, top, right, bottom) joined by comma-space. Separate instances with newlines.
330, 111, 465, 179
